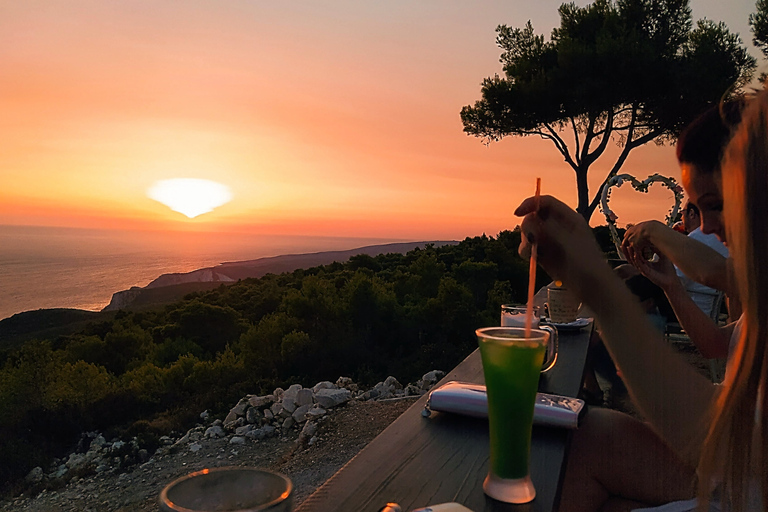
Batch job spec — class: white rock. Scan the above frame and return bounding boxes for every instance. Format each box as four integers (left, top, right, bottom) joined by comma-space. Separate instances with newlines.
189, 443, 202, 453
248, 395, 273, 409
306, 406, 327, 419
282, 398, 297, 413
292, 404, 311, 422
229, 436, 246, 445
205, 426, 225, 439
384, 376, 403, 390
313, 381, 337, 392
315, 388, 351, 408
296, 388, 314, 407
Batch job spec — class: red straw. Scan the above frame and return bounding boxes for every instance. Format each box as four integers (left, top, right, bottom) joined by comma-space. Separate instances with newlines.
524, 178, 541, 337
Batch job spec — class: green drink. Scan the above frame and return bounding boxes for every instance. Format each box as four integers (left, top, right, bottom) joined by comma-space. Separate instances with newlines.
477, 327, 548, 504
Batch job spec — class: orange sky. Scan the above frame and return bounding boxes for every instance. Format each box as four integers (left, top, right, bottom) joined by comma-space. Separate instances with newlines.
0, 1, 762, 240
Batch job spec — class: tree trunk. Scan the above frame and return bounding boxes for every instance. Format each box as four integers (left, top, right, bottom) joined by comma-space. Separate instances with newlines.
575, 167, 591, 221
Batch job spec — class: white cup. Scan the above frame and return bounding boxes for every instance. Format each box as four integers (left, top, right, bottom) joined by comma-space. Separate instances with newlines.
547, 287, 580, 324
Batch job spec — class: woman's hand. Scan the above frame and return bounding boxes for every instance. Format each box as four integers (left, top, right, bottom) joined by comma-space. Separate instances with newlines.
633, 250, 682, 292
621, 220, 665, 268
514, 195, 606, 299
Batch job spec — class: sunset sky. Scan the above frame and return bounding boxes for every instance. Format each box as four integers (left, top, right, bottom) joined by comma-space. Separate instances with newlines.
1, 1, 763, 240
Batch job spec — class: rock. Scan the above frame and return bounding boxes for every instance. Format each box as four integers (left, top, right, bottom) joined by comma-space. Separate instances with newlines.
212, 419, 223, 427
404, 383, 422, 396
229, 436, 246, 445
158, 437, 173, 447
89, 435, 107, 452
189, 442, 202, 452
248, 395, 273, 409
263, 409, 274, 420
315, 388, 351, 409
200, 410, 210, 422
372, 380, 394, 399
298, 421, 318, 446
306, 406, 327, 419
245, 428, 266, 441
292, 404, 311, 422
421, 370, 445, 390
261, 425, 277, 438
284, 383, 302, 400
335, 376, 356, 390
66, 453, 86, 470
246, 407, 262, 424
138, 449, 149, 462
52, 465, 68, 479
235, 425, 253, 436
25, 467, 44, 484
281, 399, 297, 414
313, 381, 337, 392
231, 399, 249, 417
384, 376, 403, 390
282, 417, 295, 430
272, 387, 284, 401
295, 388, 314, 407
205, 426, 225, 439
223, 410, 239, 428
270, 403, 284, 417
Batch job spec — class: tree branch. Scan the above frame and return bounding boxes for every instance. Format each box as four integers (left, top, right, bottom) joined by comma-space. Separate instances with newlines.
542, 123, 578, 170
583, 109, 615, 167
571, 117, 582, 166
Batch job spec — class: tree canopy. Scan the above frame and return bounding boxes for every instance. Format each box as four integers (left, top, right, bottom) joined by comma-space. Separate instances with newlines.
461, 0, 755, 220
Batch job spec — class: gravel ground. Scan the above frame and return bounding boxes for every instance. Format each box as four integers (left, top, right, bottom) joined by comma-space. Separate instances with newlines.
0, 398, 415, 512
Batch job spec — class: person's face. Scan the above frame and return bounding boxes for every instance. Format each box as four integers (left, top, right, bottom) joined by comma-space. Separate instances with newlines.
682, 205, 700, 233
681, 163, 726, 243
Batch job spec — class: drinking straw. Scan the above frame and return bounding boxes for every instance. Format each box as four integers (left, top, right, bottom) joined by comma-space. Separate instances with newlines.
524, 178, 541, 337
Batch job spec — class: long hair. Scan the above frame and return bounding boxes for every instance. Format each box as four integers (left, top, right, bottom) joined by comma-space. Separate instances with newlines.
698, 91, 768, 511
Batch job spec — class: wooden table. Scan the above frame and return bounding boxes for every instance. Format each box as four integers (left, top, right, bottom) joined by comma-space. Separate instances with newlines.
296, 322, 594, 512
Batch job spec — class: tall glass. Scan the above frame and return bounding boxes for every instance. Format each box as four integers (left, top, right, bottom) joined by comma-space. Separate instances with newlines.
476, 326, 548, 504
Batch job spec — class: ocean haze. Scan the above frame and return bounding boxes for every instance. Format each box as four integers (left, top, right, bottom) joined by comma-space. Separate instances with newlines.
0, 225, 413, 321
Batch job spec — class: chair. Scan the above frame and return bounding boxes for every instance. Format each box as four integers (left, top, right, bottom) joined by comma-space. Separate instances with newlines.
665, 290, 726, 382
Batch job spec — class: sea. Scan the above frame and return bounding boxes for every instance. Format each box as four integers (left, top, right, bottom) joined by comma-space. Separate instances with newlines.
0, 225, 404, 321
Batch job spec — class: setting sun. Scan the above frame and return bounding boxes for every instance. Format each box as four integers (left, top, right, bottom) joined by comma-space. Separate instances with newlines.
146, 178, 233, 218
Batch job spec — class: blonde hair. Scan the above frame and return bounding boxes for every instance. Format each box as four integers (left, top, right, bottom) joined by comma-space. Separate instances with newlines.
698, 91, 768, 511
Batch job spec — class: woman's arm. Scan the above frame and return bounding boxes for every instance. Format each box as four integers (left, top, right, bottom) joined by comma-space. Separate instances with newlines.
634, 253, 731, 359
622, 221, 729, 292
516, 196, 718, 465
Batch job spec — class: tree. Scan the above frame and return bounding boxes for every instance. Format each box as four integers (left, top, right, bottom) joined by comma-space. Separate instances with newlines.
461, 0, 755, 220
750, 0, 768, 58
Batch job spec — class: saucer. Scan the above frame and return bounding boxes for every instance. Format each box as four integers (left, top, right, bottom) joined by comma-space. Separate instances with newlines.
543, 318, 591, 331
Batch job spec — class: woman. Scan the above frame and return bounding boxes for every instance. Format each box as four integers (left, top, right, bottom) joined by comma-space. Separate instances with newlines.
514, 93, 767, 511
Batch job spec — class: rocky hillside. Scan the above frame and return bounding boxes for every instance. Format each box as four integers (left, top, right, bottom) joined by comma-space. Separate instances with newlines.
2, 371, 445, 511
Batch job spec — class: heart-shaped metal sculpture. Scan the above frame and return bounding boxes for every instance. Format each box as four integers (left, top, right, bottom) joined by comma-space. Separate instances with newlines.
599, 173, 685, 258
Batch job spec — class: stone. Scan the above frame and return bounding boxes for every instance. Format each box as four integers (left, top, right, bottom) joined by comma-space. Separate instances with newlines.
189, 442, 202, 452
138, 449, 149, 462
295, 388, 314, 407
405, 383, 422, 396
235, 425, 253, 436
421, 370, 445, 390
229, 436, 246, 445
212, 419, 223, 427
66, 453, 86, 470
272, 387, 284, 400
292, 404, 311, 422
335, 376, 356, 390
261, 425, 277, 437
283, 383, 302, 401
205, 426, 225, 439
313, 381, 337, 392
282, 417, 295, 430
281, 399, 297, 414
231, 398, 249, 417
384, 376, 403, 390
89, 435, 107, 451
245, 428, 266, 441
223, 410, 239, 428
246, 407, 262, 424
306, 406, 327, 419
248, 395, 273, 409
270, 402, 284, 416
315, 388, 351, 409
25, 467, 44, 484
263, 409, 274, 420
372, 381, 394, 399
199, 410, 210, 422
